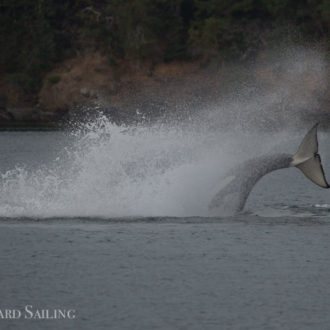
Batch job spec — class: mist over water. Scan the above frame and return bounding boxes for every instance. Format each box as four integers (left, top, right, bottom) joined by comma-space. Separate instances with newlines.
0, 47, 328, 218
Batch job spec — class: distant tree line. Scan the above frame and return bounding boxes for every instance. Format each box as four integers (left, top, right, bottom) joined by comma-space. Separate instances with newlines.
1, 0, 330, 93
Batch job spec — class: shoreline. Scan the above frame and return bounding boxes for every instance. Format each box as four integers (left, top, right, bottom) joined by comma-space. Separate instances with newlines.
1, 49, 329, 131
0, 112, 329, 131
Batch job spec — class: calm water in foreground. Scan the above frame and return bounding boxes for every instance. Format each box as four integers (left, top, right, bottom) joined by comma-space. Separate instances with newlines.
0, 130, 329, 330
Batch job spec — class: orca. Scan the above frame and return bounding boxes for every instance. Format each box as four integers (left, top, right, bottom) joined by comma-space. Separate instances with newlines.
209, 123, 329, 213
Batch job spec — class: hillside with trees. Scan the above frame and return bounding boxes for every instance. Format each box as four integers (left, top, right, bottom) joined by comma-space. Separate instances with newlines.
0, 0, 330, 126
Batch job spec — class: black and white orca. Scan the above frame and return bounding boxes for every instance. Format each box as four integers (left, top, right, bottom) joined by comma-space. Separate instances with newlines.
209, 123, 329, 213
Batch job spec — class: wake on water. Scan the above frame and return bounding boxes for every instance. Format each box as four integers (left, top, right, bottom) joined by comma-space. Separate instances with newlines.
0, 46, 328, 219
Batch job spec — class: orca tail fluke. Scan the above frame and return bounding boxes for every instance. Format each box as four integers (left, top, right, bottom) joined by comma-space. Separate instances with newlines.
291, 123, 330, 188
209, 123, 329, 214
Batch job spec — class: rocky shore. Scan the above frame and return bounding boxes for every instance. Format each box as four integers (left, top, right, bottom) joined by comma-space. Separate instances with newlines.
1, 49, 330, 130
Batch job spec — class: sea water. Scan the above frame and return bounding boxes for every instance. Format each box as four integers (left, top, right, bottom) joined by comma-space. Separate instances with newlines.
0, 123, 329, 330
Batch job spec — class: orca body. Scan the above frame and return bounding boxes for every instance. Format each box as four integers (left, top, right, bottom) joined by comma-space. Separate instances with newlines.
209, 124, 329, 213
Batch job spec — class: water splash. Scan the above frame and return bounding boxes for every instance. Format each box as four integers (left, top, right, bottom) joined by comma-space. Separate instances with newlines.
0, 46, 328, 218
0, 113, 303, 218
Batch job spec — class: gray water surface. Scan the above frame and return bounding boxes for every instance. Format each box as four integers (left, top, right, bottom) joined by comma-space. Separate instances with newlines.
0, 131, 329, 330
